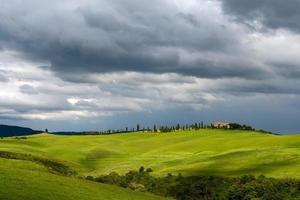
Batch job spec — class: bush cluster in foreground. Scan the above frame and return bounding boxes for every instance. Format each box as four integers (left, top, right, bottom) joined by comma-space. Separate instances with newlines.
0, 151, 76, 176
86, 167, 300, 200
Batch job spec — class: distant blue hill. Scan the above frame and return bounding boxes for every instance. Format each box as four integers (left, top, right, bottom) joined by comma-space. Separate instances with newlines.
0, 125, 42, 137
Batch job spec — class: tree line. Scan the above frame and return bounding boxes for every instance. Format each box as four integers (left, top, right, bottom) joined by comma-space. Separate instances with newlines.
85, 167, 300, 200
50, 122, 271, 136
80, 122, 262, 135
82, 121, 213, 135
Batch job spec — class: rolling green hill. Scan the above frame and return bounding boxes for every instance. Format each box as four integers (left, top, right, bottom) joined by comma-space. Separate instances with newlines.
1, 129, 300, 199
0, 158, 167, 200
1, 130, 300, 178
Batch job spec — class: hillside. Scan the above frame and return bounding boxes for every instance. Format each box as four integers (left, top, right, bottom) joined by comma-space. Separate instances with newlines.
0, 125, 42, 137
1, 130, 300, 178
3, 129, 300, 199
0, 158, 167, 200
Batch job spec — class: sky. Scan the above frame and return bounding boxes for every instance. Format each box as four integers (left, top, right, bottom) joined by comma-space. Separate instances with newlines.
0, 0, 300, 133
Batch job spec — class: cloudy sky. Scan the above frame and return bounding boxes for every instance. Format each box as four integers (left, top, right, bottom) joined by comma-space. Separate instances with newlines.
0, 0, 300, 133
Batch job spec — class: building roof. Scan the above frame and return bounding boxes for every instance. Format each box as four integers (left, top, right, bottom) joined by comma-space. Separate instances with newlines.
213, 121, 230, 125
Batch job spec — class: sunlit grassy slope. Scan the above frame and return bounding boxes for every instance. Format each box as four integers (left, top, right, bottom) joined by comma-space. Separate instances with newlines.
0, 158, 166, 200
1, 130, 300, 178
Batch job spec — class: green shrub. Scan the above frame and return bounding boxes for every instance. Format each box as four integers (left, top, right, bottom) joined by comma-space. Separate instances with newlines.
0, 151, 76, 176
92, 168, 300, 200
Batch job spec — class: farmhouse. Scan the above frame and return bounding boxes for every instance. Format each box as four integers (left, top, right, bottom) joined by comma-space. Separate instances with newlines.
213, 122, 231, 129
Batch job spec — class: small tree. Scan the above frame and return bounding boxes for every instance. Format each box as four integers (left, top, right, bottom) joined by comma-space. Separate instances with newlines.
176, 123, 180, 131
194, 123, 198, 130
146, 168, 153, 173
139, 166, 145, 173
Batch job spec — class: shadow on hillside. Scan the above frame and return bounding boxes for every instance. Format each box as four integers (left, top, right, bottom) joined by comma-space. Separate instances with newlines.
0, 151, 76, 176
192, 157, 298, 177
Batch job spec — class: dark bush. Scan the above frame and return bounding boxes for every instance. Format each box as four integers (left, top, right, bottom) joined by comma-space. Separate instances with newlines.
91, 168, 300, 200
146, 168, 153, 173
0, 151, 76, 176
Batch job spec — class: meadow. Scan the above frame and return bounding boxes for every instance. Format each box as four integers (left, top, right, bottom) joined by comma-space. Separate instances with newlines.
0, 157, 166, 200
1, 130, 300, 178
2, 129, 300, 199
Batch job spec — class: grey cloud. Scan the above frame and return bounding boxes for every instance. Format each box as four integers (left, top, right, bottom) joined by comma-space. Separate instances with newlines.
0, 114, 26, 121
221, 0, 300, 32
209, 78, 300, 96
0, 0, 268, 80
1, 0, 300, 133
272, 62, 300, 79
0, 73, 8, 82
175, 55, 271, 80
19, 84, 39, 95
0, 99, 71, 113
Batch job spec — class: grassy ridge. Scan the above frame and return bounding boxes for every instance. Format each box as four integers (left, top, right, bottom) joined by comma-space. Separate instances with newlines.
0, 158, 167, 200
0, 150, 76, 175
1, 130, 300, 178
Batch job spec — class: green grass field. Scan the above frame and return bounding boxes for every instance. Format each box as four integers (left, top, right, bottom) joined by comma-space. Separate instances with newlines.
0, 158, 167, 200
1, 129, 300, 199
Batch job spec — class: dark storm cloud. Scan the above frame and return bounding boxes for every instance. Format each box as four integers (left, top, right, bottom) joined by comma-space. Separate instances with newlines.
221, 0, 300, 32
0, 114, 26, 121
0, 100, 71, 113
173, 56, 270, 80
212, 80, 300, 96
271, 63, 300, 79
19, 84, 39, 95
0, 0, 269, 80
